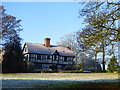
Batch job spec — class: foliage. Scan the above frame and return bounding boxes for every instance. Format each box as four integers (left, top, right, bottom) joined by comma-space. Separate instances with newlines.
2, 39, 27, 72
59, 70, 85, 73
1, 6, 27, 73
27, 62, 35, 72
63, 64, 80, 70
79, 57, 102, 72
57, 32, 102, 72
57, 33, 80, 67
0, 6, 22, 45
78, 2, 120, 72
57, 32, 78, 51
107, 57, 119, 73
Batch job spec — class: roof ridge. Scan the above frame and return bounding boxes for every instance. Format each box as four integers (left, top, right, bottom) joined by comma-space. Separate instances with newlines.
25, 42, 59, 47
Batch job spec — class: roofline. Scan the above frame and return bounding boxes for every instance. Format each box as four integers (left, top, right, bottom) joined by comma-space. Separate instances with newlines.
22, 42, 75, 57
22, 43, 26, 52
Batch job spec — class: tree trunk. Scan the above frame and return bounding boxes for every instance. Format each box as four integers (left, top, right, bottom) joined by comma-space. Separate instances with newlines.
94, 52, 97, 72
118, 14, 120, 73
81, 58, 84, 70
102, 40, 105, 72
95, 53, 97, 63
111, 44, 115, 58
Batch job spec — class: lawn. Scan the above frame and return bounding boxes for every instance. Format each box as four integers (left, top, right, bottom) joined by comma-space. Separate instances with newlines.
1, 73, 120, 89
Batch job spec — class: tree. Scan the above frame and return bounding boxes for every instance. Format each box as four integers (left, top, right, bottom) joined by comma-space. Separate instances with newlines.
78, 2, 120, 72
79, 2, 119, 28
2, 38, 27, 72
1, 6, 27, 72
83, 57, 102, 72
0, 6, 22, 45
57, 32, 99, 71
57, 33, 80, 68
107, 57, 119, 73
57, 32, 77, 51
76, 26, 106, 69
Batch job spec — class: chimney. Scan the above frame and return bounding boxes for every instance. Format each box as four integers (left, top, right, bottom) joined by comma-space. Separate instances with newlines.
44, 38, 51, 47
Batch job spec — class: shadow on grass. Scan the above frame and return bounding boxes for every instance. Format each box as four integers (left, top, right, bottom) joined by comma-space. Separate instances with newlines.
2, 78, 120, 90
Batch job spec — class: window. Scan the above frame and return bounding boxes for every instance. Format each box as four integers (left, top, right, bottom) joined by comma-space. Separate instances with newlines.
56, 55, 58, 60
62, 56, 64, 60
52, 55, 59, 60
35, 54, 37, 58
41, 55, 43, 59
47, 55, 50, 59
52, 55, 55, 60
67, 57, 71, 61
71, 57, 73, 61
45, 55, 47, 59
50, 55, 52, 59
42, 55, 46, 59
64, 56, 67, 61
37, 54, 41, 60
59, 56, 61, 60
31, 54, 36, 58
67, 57, 73, 61
42, 64, 48, 68
58, 65, 61, 68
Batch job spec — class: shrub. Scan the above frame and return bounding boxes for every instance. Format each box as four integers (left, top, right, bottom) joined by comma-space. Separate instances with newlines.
59, 70, 91, 73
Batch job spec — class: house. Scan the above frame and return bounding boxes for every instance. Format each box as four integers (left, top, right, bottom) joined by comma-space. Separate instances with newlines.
23, 38, 75, 72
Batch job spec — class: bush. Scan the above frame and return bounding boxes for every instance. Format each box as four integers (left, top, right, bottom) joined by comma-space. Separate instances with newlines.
40, 71, 58, 73
59, 70, 91, 73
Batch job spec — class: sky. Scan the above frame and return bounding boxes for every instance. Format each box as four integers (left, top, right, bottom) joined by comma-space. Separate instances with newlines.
2, 2, 84, 46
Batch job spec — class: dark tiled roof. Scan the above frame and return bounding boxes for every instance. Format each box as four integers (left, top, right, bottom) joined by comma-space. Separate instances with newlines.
25, 42, 75, 57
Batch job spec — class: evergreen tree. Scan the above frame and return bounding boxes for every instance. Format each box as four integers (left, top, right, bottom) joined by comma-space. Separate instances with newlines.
1, 6, 27, 72
2, 37, 27, 72
107, 57, 119, 73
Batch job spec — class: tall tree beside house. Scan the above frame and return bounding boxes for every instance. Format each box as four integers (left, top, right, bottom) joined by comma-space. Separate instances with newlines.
2, 38, 27, 72
1, 6, 27, 72
76, 29, 102, 71
79, 2, 120, 72
78, 12, 115, 72
0, 6, 22, 44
